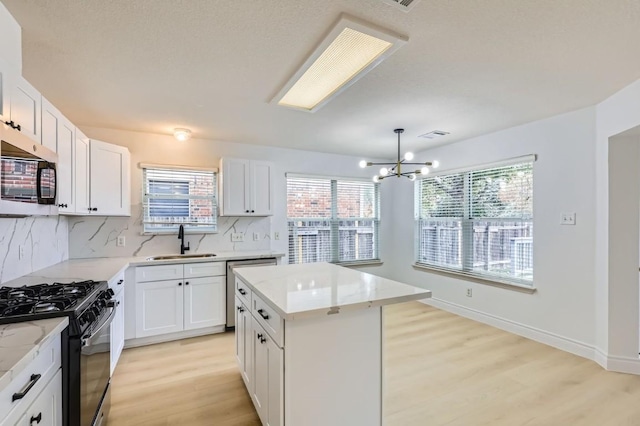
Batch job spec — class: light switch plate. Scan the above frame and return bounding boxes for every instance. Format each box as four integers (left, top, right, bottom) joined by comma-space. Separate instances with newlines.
231, 232, 244, 242
253, 232, 260, 241
117, 236, 126, 247
561, 212, 576, 225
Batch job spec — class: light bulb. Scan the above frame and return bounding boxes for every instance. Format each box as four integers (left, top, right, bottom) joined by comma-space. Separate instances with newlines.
359, 160, 368, 168
379, 167, 389, 176
174, 128, 192, 141
404, 152, 414, 161
373, 175, 380, 183
432, 160, 440, 168
408, 173, 416, 181
421, 166, 429, 175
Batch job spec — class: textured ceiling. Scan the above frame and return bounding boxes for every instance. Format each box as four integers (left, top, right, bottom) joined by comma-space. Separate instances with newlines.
3, 0, 640, 158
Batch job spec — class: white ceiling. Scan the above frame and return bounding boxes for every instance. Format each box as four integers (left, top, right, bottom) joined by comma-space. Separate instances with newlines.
4, 0, 640, 158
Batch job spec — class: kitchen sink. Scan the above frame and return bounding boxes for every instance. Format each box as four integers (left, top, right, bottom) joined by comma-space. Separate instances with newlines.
146, 253, 217, 261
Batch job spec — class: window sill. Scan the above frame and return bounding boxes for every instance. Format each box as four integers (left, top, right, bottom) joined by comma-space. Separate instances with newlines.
412, 263, 537, 294
338, 260, 384, 267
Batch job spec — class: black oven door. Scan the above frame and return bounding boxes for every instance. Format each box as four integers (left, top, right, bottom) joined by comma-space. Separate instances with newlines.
80, 306, 114, 426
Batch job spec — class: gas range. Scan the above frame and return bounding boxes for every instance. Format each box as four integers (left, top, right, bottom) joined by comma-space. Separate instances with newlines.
0, 279, 115, 425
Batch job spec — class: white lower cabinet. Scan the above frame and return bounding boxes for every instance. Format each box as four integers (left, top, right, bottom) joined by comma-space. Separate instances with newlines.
15, 369, 62, 426
251, 317, 283, 426
235, 297, 253, 390
134, 262, 226, 340
110, 272, 126, 376
236, 291, 283, 426
136, 279, 184, 338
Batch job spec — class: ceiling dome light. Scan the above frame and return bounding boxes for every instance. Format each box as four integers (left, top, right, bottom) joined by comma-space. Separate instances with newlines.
432, 160, 440, 168
174, 128, 192, 142
359, 160, 367, 168
379, 167, 389, 176
404, 152, 414, 161
420, 166, 429, 175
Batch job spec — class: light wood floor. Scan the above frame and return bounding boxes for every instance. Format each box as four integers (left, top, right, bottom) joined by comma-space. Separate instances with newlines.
110, 302, 640, 425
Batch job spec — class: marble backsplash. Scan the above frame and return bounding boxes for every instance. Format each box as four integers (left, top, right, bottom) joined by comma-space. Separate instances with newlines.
68, 203, 271, 259
0, 216, 69, 284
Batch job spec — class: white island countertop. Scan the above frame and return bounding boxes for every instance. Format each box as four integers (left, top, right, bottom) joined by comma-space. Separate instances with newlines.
234, 262, 431, 321
0, 317, 69, 393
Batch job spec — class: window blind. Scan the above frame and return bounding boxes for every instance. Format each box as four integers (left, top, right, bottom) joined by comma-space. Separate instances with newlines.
143, 167, 217, 233
415, 160, 534, 284
287, 175, 380, 264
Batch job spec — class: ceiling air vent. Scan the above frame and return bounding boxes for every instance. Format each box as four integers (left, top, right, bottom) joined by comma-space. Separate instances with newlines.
381, 0, 422, 12
418, 130, 450, 139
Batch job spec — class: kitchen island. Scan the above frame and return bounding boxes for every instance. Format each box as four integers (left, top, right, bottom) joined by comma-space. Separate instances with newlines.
233, 262, 431, 426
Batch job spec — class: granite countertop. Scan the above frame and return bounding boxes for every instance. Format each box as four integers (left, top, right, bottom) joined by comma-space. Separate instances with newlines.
234, 262, 432, 321
2, 250, 286, 287
0, 317, 69, 393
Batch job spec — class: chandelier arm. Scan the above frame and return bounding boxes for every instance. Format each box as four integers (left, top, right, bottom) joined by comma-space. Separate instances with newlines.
366, 162, 398, 166
403, 162, 433, 165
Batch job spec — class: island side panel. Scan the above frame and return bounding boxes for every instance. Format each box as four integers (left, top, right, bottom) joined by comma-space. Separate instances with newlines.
284, 307, 382, 426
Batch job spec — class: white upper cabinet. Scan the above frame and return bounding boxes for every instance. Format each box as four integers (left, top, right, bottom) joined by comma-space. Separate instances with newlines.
41, 97, 60, 153
0, 2, 22, 71
0, 56, 12, 124
89, 139, 131, 216
220, 158, 273, 216
74, 129, 91, 214
10, 76, 41, 143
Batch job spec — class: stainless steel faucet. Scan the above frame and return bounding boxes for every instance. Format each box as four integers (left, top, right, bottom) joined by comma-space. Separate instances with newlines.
178, 225, 190, 255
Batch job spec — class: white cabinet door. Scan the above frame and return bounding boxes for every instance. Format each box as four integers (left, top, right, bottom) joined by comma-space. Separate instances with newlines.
135, 280, 184, 338
220, 158, 274, 216
252, 318, 283, 426
89, 139, 131, 216
110, 290, 125, 376
74, 131, 91, 214
221, 158, 250, 215
235, 298, 253, 392
0, 57, 11, 123
10, 76, 41, 143
41, 97, 59, 153
15, 368, 62, 426
183, 276, 225, 330
250, 160, 273, 216
57, 118, 75, 213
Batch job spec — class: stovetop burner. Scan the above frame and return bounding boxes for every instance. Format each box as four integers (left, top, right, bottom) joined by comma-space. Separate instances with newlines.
0, 280, 100, 318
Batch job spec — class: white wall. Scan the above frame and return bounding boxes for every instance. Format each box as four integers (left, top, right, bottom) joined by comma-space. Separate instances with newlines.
67, 127, 392, 276
595, 78, 640, 371
388, 107, 598, 352
0, 216, 68, 284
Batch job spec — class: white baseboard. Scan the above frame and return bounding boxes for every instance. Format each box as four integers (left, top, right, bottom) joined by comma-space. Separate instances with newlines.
421, 298, 596, 360
124, 325, 227, 348
422, 298, 640, 375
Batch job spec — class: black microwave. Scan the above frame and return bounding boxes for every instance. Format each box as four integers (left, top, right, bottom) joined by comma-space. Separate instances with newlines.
0, 125, 58, 215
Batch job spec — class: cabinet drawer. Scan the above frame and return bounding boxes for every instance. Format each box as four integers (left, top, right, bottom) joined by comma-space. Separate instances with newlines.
135, 264, 183, 282
252, 293, 283, 348
184, 262, 225, 278
235, 278, 252, 307
108, 269, 126, 295
0, 334, 61, 423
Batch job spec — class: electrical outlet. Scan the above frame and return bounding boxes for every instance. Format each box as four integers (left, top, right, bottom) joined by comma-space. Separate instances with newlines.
231, 232, 244, 242
561, 212, 576, 225
116, 236, 126, 247
18, 245, 24, 260
274, 231, 280, 240
253, 232, 260, 241
466, 288, 472, 297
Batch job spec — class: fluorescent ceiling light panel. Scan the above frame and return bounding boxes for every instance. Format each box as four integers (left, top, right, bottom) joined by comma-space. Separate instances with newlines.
273, 15, 408, 112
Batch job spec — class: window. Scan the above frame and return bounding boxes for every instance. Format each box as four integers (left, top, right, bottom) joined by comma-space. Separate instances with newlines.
142, 167, 217, 233
415, 158, 534, 285
287, 175, 380, 264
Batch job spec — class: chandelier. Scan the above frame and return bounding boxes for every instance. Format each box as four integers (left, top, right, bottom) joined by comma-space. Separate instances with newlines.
359, 129, 439, 182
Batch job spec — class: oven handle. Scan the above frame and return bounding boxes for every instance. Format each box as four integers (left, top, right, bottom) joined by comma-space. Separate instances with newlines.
82, 306, 116, 347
